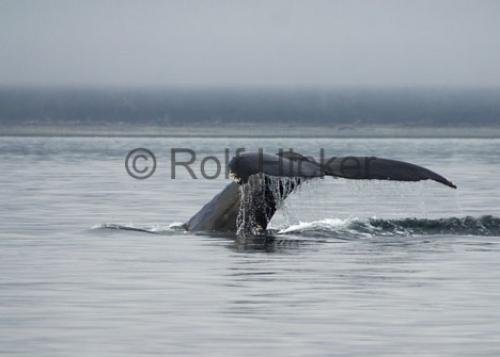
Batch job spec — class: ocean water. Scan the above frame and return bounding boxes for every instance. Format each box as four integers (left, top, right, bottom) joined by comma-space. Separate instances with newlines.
1, 136, 500, 356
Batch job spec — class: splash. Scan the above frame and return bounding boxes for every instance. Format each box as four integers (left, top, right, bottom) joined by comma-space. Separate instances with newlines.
236, 174, 302, 237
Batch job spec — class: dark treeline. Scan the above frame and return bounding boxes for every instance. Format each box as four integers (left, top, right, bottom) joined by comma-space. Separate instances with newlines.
1, 86, 499, 127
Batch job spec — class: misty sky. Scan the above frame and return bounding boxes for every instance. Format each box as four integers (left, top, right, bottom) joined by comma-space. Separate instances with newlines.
1, 0, 499, 87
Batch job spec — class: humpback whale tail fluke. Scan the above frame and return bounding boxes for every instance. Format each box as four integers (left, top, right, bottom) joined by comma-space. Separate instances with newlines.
186, 151, 457, 235
229, 152, 457, 189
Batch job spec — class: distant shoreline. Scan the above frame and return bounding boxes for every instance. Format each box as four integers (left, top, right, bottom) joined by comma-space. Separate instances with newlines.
2, 125, 500, 138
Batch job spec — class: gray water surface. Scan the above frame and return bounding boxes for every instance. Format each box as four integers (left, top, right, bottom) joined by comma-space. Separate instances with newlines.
1, 137, 500, 356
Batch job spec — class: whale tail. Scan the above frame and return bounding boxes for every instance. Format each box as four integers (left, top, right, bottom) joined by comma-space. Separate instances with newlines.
229, 152, 457, 189
186, 151, 457, 235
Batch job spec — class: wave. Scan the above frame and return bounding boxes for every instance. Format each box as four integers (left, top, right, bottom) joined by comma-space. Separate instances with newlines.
277, 215, 500, 238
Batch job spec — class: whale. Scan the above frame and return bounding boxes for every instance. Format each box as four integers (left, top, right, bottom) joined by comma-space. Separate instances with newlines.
185, 151, 456, 235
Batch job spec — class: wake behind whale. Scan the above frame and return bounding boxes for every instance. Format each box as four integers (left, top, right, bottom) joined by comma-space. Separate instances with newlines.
277, 215, 500, 238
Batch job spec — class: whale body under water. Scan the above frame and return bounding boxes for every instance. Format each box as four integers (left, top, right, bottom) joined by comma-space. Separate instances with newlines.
185, 151, 457, 235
